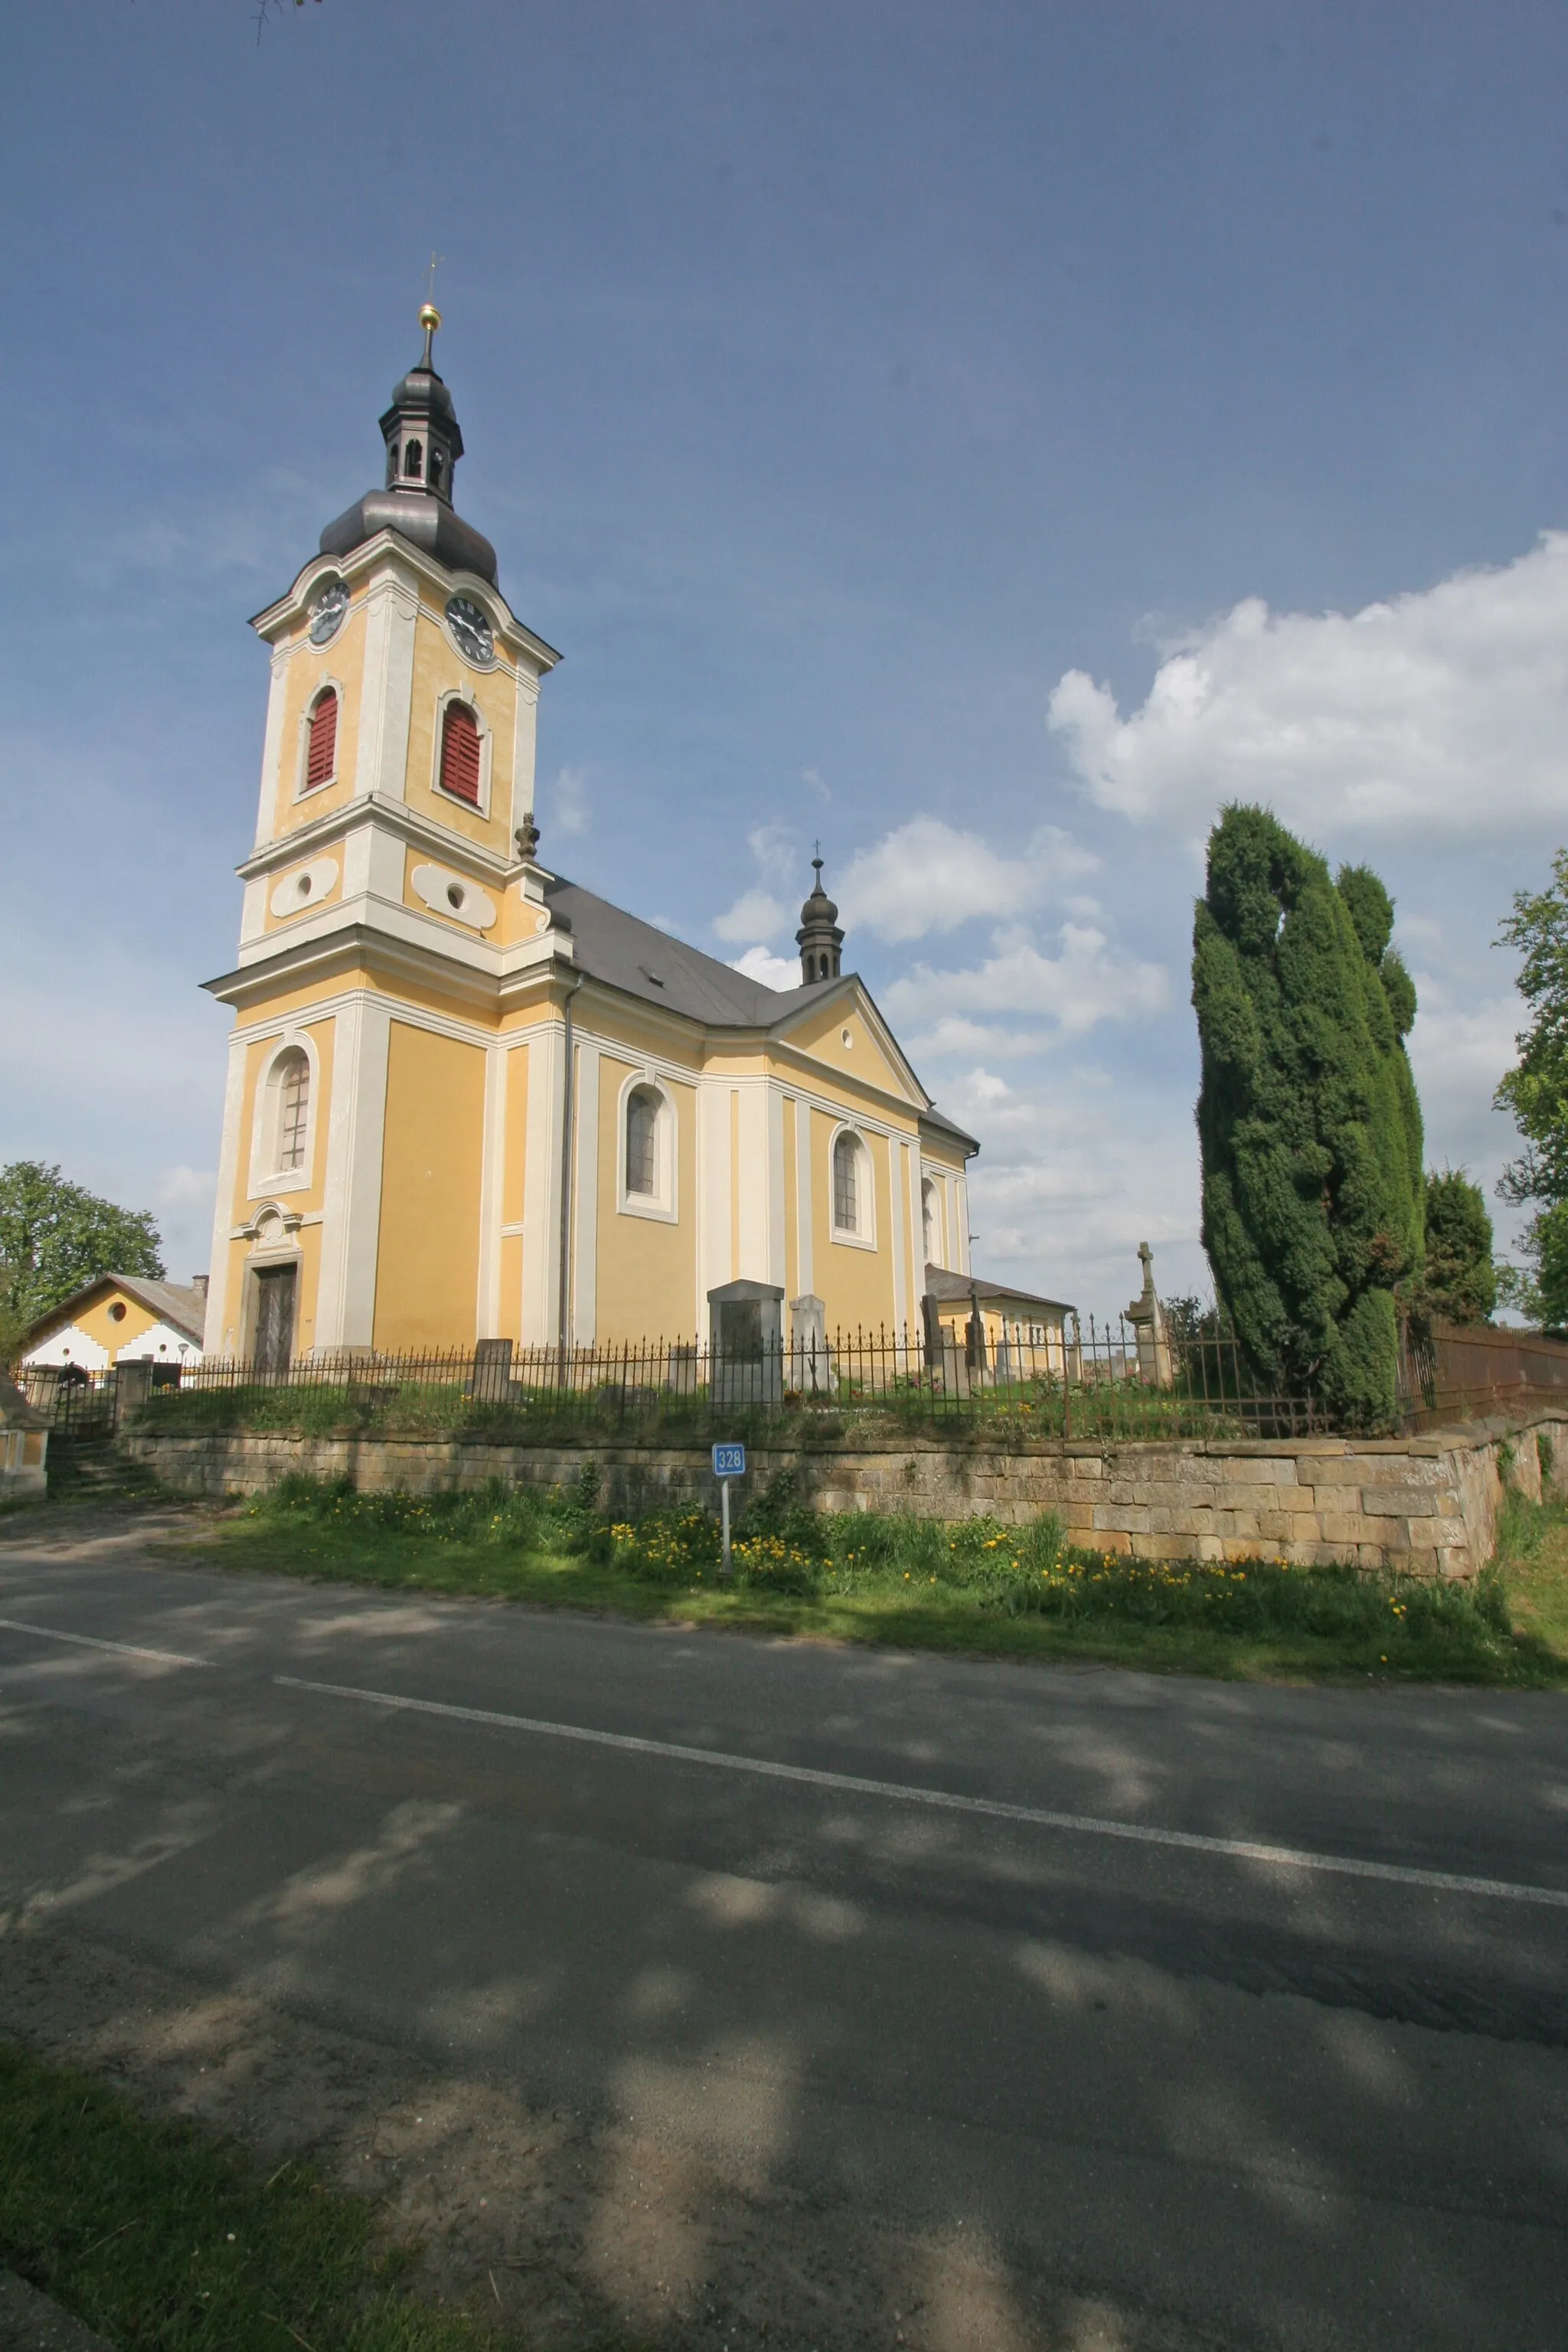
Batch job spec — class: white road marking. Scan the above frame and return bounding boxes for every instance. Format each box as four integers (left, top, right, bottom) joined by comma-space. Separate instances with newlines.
273, 1674, 1568, 1910
0, 1616, 207, 1668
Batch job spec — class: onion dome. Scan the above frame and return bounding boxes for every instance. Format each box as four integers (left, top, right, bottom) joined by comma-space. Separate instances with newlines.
318, 303, 498, 586
796, 856, 844, 985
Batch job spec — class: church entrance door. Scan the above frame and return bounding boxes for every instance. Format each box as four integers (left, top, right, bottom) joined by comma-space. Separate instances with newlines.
253, 1264, 297, 1376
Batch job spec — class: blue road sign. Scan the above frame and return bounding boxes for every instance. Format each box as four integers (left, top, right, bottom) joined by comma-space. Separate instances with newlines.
712, 1442, 746, 1478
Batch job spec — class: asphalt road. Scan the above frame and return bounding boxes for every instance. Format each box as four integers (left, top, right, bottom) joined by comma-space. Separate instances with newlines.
2, 1508, 1566, 2351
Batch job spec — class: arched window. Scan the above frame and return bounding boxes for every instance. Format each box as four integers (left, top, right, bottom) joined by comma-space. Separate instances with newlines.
428, 447, 444, 490
403, 438, 423, 479
386, 441, 399, 486
304, 689, 338, 791
833, 1132, 862, 1234
922, 1178, 939, 1266
439, 701, 482, 805
625, 1086, 660, 1197
273, 1049, 310, 1173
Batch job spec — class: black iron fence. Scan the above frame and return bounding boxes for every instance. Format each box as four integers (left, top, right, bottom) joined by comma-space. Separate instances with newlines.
22, 1318, 1331, 1443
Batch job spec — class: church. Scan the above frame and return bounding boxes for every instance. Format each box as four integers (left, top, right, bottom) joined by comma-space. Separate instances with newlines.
200, 306, 983, 1366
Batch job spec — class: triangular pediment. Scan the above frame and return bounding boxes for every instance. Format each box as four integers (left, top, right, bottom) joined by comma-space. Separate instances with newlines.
767, 974, 929, 1111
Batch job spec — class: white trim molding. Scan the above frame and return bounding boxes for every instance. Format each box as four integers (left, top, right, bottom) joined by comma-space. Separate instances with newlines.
828, 1122, 877, 1252
616, 1067, 680, 1225
431, 685, 494, 818
247, 1032, 322, 1198
295, 675, 345, 803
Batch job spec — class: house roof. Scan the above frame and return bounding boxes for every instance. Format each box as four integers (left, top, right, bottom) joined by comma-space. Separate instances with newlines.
22, 1274, 207, 1351
923, 1264, 1076, 1316
542, 873, 978, 1151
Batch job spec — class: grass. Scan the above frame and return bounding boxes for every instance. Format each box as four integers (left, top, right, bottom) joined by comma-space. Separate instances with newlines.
172, 1470, 1568, 1687
0, 2038, 498, 2350
136, 1374, 1279, 1447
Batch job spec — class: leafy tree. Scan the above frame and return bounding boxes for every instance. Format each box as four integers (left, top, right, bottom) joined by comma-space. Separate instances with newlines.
1192, 805, 1423, 1428
1495, 850, 1568, 1331
1414, 1168, 1497, 1326
0, 1162, 164, 1338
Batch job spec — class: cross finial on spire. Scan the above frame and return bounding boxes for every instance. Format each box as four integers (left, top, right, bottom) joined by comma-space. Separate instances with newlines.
418, 256, 445, 369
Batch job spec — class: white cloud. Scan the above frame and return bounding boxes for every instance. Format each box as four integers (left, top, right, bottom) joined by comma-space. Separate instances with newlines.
549, 766, 591, 837
884, 920, 1168, 1040
1049, 532, 1568, 840
714, 888, 789, 943
747, 823, 797, 882
840, 817, 1098, 945
728, 943, 801, 990
906, 1015, 1048, 1060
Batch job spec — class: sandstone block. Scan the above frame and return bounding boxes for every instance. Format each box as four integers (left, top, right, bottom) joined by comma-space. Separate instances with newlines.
1363, 1488, 1438, 1517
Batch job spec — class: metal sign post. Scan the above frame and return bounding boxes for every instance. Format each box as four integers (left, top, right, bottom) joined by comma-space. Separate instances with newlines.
711, 1441, 746, 1576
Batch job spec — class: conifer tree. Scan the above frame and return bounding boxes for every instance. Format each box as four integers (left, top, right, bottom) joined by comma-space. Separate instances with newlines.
1417, 1169, 1497, 1326
1495, 850, 1568, 1330
1191, 806, 1423, 1427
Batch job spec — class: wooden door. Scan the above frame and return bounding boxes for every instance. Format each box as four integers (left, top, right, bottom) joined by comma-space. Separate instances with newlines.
253, 1265, 297, 1376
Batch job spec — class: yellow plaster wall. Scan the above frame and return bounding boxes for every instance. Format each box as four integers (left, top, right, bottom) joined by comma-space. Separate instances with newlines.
270, 600, 367, 836
784, 1001, 915, 1102
810, 1111, 895, 1333
372, 1020, 487, 1350
405, 608, 516, 853
502, 1043, 529, 1223
230, 1018, 336, 1225
593, 1057, 697, 1341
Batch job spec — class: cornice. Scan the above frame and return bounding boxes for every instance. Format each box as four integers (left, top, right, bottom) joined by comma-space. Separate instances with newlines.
241, 793, 522, 885
250, 529, 561, 673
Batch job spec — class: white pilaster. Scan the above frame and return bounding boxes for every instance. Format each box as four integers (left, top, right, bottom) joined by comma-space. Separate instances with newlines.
572, 1040, 600, 1344
253, 648, 291, 848
956, 1176, 972, 1273
475, 1043, 508, 1338
890, 1136, 906, 1334
521, 1024, 564, 1344
314, 995, 392, 1349
767, 1086, 788, 1291
695, 1076, 733, 1327
736, 1080, 770, 1282
352, 576, 418, 804
508, 669, 541, 841
794, 1096, 814, 1298
204, 1033, 250, 1356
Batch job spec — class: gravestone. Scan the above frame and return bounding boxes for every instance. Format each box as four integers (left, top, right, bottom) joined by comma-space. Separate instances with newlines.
789, 1293, 832, 1395
707, 1279, 785, 1408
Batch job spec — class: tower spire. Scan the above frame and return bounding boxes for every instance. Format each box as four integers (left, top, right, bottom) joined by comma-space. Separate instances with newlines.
796, 854, 844, 985
317, 302, 498, 586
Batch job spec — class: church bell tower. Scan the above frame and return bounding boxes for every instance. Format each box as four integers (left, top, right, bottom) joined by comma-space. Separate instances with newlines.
201, 307, 568, 1366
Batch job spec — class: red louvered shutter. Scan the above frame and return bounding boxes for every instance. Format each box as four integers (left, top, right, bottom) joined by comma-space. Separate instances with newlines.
439, 702, 483, 805
305, 691, 338, 790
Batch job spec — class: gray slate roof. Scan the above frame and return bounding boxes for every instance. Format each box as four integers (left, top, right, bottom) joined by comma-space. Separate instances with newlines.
542, 873, 978, 1150
544, 876, 835, 1026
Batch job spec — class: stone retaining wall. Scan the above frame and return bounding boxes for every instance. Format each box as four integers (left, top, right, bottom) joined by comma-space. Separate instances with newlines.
123, 1412, 1568, 1579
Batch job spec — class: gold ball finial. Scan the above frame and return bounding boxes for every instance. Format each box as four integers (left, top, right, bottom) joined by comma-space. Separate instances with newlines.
419, 301, 442, 335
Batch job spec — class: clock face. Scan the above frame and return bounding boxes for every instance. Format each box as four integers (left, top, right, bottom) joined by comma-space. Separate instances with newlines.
446, 595, 495, 667
308, 580, 348, 647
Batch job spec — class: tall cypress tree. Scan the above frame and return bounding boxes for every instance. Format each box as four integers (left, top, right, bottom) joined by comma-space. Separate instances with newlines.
1191, 806, 1423, 1427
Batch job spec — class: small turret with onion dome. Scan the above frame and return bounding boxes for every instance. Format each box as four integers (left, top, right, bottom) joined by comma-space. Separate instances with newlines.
796, 855, 844, 984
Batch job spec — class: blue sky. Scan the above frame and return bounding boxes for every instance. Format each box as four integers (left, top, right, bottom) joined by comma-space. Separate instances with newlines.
4, 0, 1567, 1315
